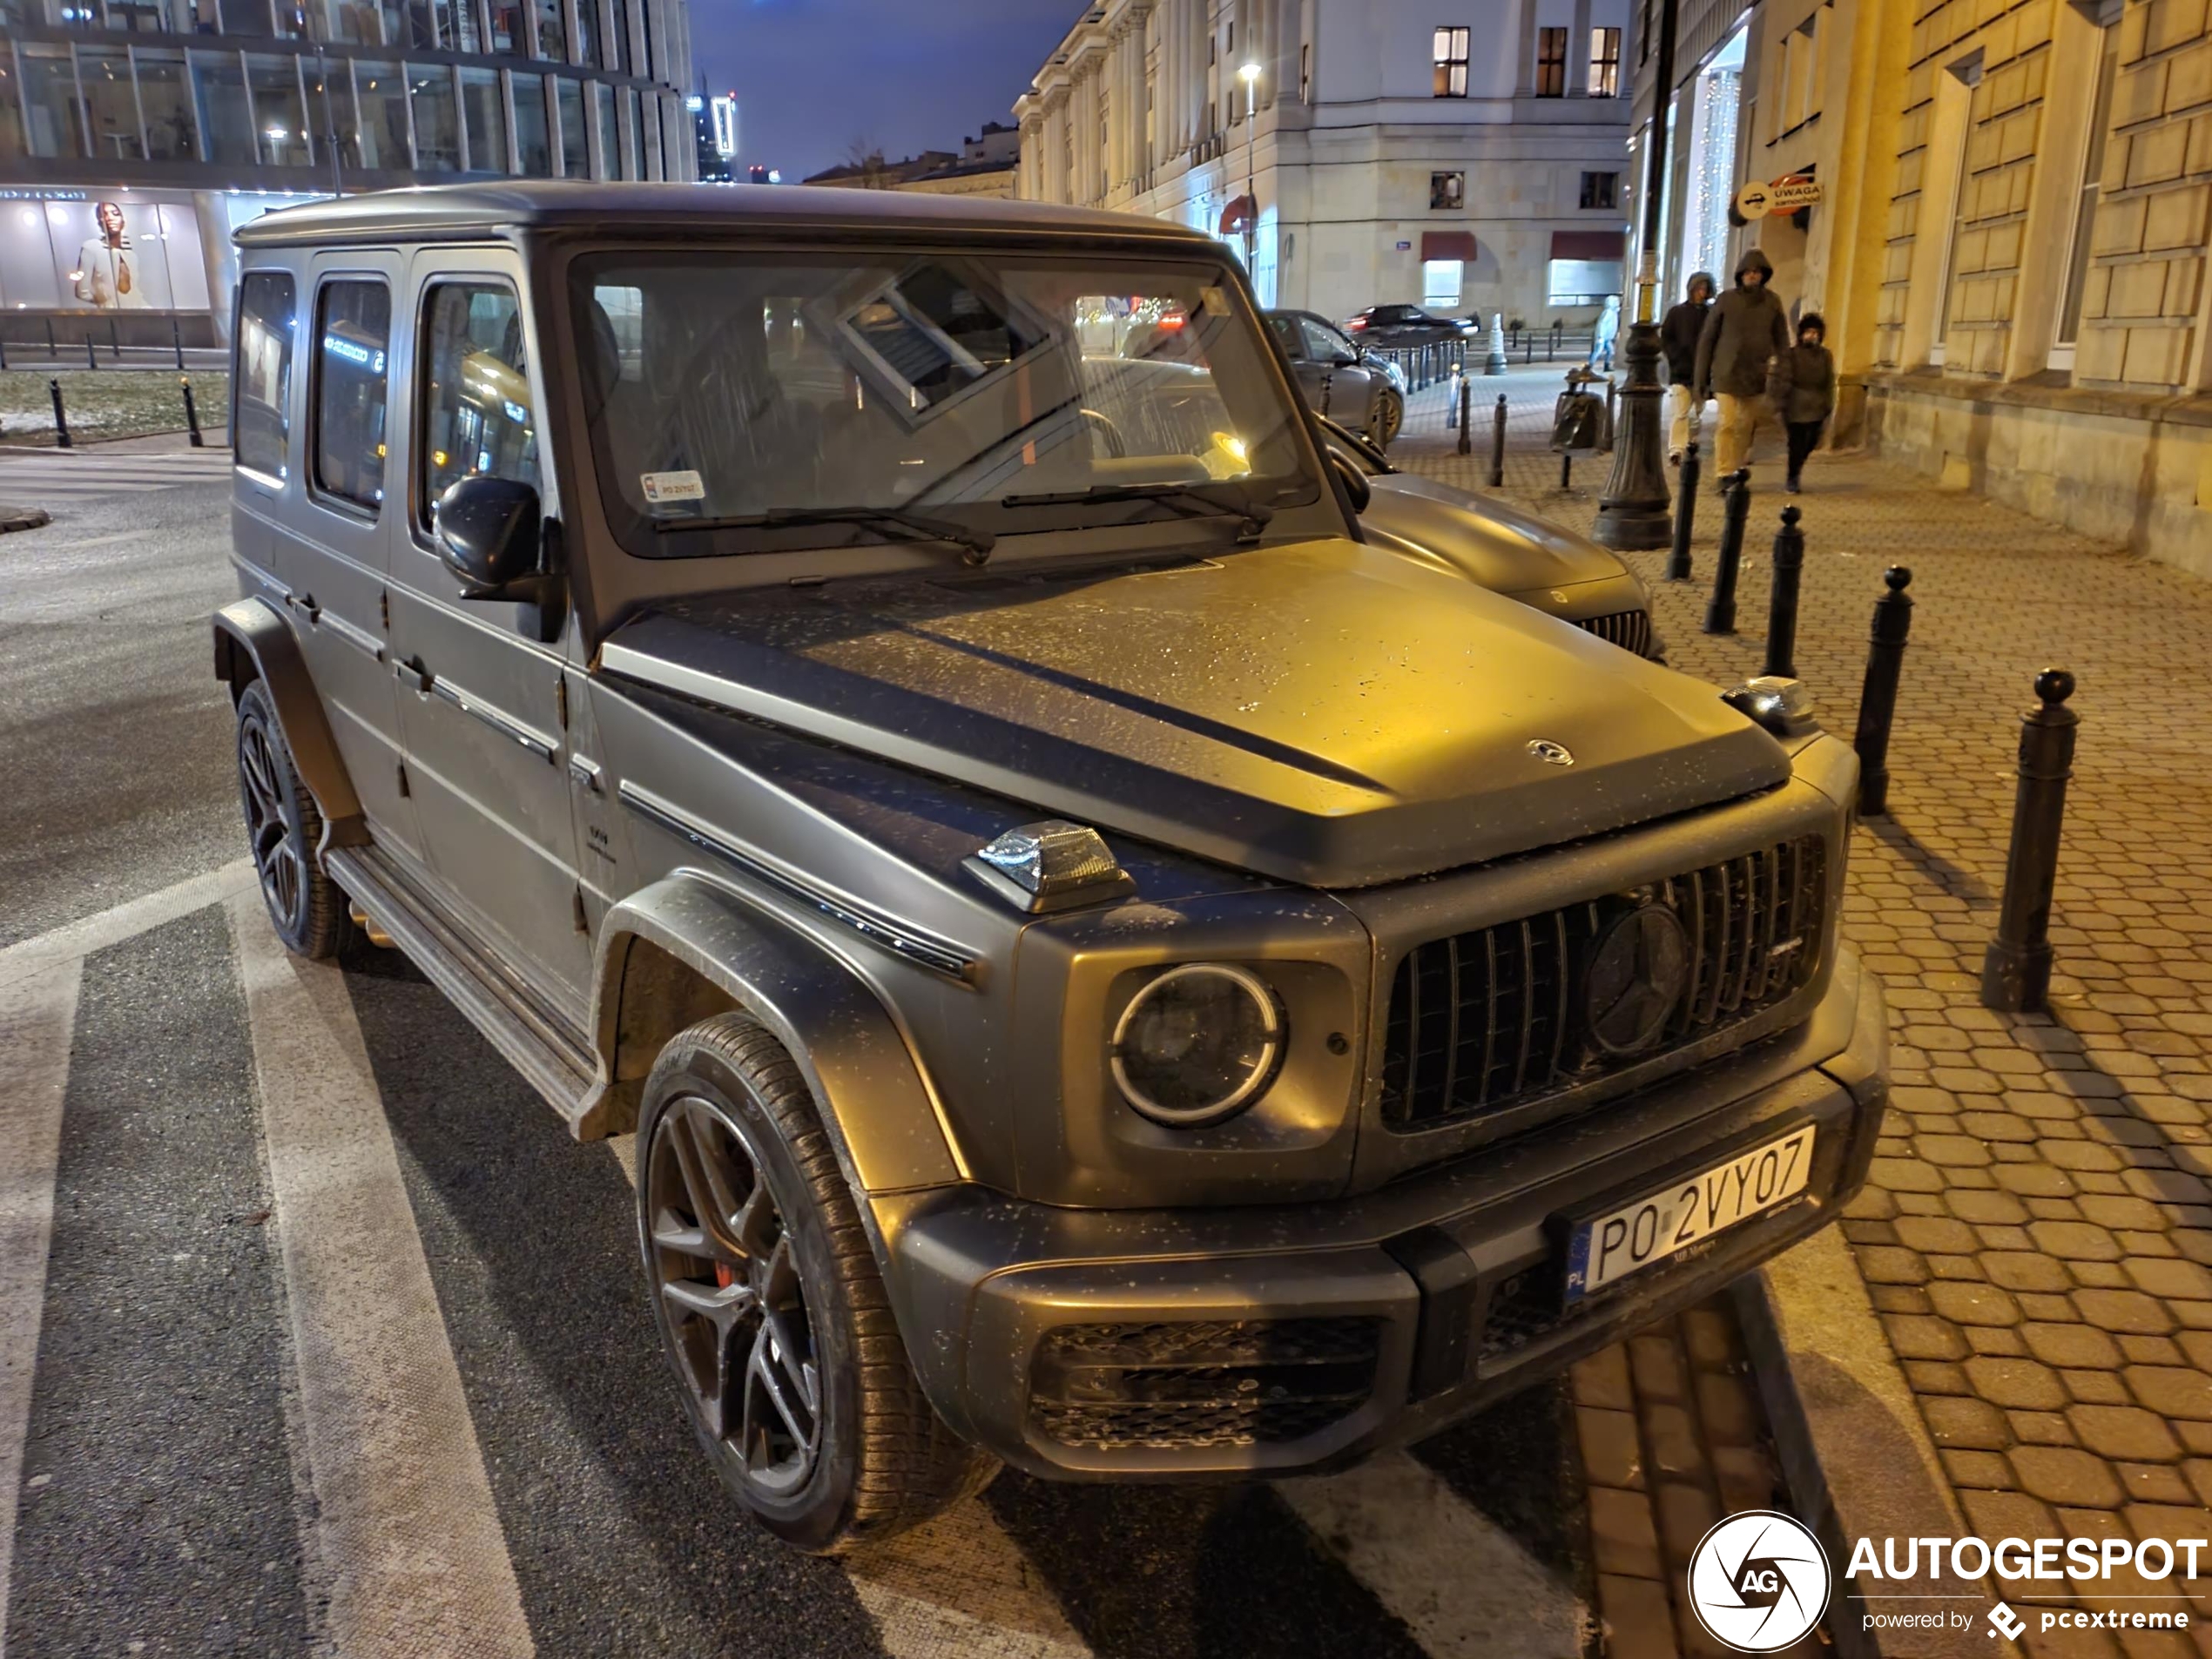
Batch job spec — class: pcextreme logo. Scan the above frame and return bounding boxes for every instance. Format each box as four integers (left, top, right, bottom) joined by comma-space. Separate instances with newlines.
1688, 1515, 2208, 1647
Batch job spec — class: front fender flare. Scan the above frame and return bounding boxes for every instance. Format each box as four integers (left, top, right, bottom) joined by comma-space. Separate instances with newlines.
212, 597, 368, 853
592, 872, 966, 1199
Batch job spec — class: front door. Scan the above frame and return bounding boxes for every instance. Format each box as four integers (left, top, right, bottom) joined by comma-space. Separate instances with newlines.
385, 250, 590, 1022
284, 253, 423, 864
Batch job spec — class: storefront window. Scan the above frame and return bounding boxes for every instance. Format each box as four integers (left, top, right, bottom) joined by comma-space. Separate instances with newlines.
134, 48, 200, 160
554, 74, 584, 175
510, 71, 550, 174
192, 50, 254, 164
408, 60, 458, 169
347, 59, 408, 169
304, 0, 396, 46
78, 45, 144, 162
458, 64, 504, 172
19, 45, 87, 160
247, 52, 310, 165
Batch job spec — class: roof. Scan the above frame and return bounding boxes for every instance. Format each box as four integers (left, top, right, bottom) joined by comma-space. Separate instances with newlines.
233, 180, 1205, 248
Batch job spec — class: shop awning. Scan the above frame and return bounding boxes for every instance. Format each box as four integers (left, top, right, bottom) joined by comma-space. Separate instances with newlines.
1551, 230, 1628, 260
1217, 194, 1256, 235
1420, 231, 1479, 261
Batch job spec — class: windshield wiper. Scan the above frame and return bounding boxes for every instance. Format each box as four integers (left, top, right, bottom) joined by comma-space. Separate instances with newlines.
998, 481, 1274, 541
654, 504, 995, 565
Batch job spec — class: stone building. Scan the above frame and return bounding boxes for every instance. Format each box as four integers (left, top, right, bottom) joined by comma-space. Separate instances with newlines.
803, 123, 1020, 199
1012, 1, 1636, 328
1632, 0, 2212, 577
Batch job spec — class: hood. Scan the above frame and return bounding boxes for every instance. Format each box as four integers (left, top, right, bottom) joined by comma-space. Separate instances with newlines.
1358, 471, 1628, 593
1735, 248, 1775, 286
1687, 272, 1716, 301
597, 540, 1790, 888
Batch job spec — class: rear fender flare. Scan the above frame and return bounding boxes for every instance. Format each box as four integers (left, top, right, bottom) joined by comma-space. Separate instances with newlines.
212, 597, 368, 853
592, 872, 965, 1204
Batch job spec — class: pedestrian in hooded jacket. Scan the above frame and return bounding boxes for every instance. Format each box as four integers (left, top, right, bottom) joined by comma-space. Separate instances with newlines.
1694, 247, 1791, 483
1660, 270, 1715, 465
1768, 311, 1837, 494
1588, 294, 1621, 374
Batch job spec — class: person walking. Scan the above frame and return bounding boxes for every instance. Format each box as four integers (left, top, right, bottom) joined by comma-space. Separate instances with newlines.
1661, 271, 1715, 465
1693, 248, 1791, 483
1768, 311, 1837, 493
1588, 294, 1621, 374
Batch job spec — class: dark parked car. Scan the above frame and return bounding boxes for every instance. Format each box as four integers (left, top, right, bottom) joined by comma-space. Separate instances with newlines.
218, 182, 1885, 1557
1341, 303, 1476, 347
1314, 416, 1662, 658
1266, 309, 1406, 448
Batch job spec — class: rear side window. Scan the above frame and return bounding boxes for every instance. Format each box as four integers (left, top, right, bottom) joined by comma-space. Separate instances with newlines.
234, 271, 294, 480
419, 281, 538, 519
313, 280, 391, 511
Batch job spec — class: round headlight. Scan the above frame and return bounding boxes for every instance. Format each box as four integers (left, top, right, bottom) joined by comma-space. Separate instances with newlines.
1109, 963, 1285, 1127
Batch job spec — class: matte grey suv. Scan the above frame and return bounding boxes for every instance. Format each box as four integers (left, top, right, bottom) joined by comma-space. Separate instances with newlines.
216, 183, 1886, 1554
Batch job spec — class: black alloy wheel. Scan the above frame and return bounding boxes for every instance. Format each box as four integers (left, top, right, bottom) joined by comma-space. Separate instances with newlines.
233, 680, 351, 959
646, 1093, 823, 1498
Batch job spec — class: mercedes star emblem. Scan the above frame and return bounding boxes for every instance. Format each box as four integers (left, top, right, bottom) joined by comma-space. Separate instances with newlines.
1585, 903, 1690, 1056
1527, 738, 1575, 766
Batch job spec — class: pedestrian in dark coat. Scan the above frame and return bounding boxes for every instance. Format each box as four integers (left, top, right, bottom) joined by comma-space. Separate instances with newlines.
1768, 312, 1837, 493
1661, 270, 1715, 463
1695, 247, 1792, 481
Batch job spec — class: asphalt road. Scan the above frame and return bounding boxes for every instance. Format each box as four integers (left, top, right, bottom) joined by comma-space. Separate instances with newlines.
0, 453, 1598, 1658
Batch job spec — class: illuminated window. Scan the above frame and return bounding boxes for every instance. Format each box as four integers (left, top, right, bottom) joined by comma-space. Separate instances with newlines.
1430, 171, 1464, 210
1589, 28, 1622, 97
1433, 26, 1469, 98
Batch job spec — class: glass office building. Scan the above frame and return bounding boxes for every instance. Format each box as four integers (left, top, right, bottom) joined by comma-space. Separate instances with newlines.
0, 0, 694, 343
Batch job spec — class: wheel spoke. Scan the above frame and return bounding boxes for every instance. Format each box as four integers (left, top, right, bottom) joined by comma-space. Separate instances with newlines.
660, 1273, 756, 1330
749, 1319, 813, 1452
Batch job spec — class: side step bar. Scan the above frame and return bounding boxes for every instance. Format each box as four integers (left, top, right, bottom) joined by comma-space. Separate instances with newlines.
326, 846, 626, 1141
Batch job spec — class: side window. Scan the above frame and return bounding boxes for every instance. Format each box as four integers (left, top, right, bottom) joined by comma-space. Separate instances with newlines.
1303, 319, 1354, 362
312, 280, 391, 512
234, 270, 294, 481
1267, 314, 1308, 360
419, 281, 539, 522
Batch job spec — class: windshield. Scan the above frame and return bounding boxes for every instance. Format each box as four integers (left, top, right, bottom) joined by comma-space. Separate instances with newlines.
572, 247, 1319, 557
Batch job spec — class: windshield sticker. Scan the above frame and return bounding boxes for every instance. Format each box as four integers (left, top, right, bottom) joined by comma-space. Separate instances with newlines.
640, 469, 705, 509
1199, 286, 1229, 316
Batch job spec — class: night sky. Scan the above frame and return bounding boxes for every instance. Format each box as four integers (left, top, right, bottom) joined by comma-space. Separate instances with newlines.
691, 0, 1076, 183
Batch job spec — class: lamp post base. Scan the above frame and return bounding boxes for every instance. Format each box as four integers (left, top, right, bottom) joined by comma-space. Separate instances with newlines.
1591, 320, 1673, 551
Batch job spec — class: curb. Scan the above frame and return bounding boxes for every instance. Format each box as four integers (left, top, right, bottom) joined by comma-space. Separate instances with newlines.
1735, 1226, 2012, 1659
0, 504, 50, 533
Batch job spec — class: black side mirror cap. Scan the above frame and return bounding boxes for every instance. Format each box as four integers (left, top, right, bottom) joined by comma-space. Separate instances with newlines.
435, 475, 543, 599
1326, 446, 1372, 514
1331, 352, 1359, 368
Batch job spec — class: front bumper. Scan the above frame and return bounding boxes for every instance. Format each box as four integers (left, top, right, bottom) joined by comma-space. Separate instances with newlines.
879, 948, 1888, 1480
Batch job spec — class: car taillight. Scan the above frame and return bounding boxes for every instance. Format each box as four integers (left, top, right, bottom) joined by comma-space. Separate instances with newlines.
1346, 318, 1366, 331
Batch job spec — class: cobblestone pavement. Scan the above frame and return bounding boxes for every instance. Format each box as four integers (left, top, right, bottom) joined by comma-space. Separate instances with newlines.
1393, 374, 2212, 1656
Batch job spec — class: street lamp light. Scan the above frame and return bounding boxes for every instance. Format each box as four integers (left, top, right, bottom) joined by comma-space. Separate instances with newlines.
1238, 61, 1262, 281
1592, 0, 1682, 550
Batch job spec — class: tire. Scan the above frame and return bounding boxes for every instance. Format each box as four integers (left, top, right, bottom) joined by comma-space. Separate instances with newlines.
637, 1013, 996, 1553
234, 679, 352, 960
1371, 388, 1404, 449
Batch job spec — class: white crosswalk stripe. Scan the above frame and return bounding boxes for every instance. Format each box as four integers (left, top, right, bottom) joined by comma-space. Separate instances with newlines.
0, 873, 1591, 1657
0, 447, 232, 502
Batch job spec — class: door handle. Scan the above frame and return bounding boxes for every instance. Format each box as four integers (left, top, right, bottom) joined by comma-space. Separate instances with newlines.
394, 657, 431, 695
287, 590, 321, 624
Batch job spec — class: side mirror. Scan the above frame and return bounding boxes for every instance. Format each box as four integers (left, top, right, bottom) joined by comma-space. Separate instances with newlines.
435, 475, 542, 598
1326, 446, 1372, 514
1330, 352, 1359, 368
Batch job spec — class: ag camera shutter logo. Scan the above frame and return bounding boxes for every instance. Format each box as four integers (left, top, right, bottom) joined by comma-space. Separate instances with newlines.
1687, 1511, 1831, 1651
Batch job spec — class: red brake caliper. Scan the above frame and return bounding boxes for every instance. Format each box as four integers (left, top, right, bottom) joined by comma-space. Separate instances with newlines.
715, 1262, 737, 1289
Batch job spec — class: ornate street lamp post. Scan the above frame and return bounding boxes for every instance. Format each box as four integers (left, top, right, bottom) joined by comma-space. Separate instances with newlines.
1592, 0, 1682, 550
1238, 60, 1262, 279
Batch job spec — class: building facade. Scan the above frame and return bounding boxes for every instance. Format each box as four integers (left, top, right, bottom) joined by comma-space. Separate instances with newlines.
804, 123, 1020, 199
0, 0, 694, 345
1631, 0, 2212, 577
1012, 1, 1635, 328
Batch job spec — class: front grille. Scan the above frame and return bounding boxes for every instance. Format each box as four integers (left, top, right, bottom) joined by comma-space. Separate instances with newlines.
1028, 1318, 1381, 1451
1380, 835, 1826, 1133
1576, 608, 1654, 657
1480, 1265, 1578, 1362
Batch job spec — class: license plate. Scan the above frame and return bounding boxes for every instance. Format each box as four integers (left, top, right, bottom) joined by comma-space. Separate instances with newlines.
1565, 1125, 1817, 1302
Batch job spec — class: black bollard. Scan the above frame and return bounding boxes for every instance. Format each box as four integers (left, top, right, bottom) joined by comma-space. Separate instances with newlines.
1456, 380, 1472, 455
1488, 395, 1507, 487
1763, 504, 1805, 677
1524, 332, 1534, 364
1703, 470, 1752, 633
172, 315, 185, 370
1666, 441, 1702, 580
44, 318, 56, 357
1603, 377, 1618, 451
50, 377, 71, 448
1318, 372, 1332, 417
1550, 321, 1560, 361
84, 334, 98, 370
1561, 451, 1574, 489
108, 317, 120, 361
0, 330, 8, 370
1980, 670, 2080, 1013
1852, 568, 1915, 816
181, 376, 204, 447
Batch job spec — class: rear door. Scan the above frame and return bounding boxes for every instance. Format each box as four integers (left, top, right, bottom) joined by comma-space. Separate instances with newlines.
1267, 312, 1328, 408
1298, 315, 1382, 428
385, 250, 591, 1021
290, 253, 422, 863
